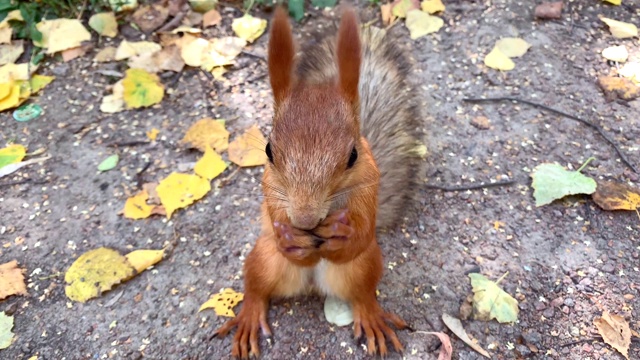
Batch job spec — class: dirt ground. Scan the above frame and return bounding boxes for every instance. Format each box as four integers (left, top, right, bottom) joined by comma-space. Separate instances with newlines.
1, 0, 639, 359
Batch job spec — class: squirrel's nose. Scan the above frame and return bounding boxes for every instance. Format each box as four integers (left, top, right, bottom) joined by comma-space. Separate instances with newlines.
289, 209, 322, 230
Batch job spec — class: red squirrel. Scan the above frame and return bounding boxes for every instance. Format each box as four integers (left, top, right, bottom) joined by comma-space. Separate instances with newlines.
214, 6, 424, 358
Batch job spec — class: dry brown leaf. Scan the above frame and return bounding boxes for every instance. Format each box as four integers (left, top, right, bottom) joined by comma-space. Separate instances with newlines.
380, 4, 395, 26
62, 45, 89, 62
594, 311, 631, 359
156, 45, 185, 72
415, 330, 453, 360
182, 118, 229, 153
592, 181, 640, 211
0, 260, 27, 300
228, 124, 268, 167
597, 75, 640, 102
600, 16, 638, 39
132, 4, 170, 33
184, 11, 203, 26
534, 2, 563, 19
94, 46, 117, 62
115, 40, 162, 61
203, 9, 222, 27
442, 313, 491, 358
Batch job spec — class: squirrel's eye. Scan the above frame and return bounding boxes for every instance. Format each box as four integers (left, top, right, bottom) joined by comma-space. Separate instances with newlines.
347, 147, 358, 168
265, 142, 274, 163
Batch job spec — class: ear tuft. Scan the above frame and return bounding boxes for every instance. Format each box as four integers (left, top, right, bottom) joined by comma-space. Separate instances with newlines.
268, 7, 295, 105
336, 8, 361, 105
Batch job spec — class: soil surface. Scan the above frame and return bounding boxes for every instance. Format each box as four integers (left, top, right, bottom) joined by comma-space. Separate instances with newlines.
1, 1, 639, 359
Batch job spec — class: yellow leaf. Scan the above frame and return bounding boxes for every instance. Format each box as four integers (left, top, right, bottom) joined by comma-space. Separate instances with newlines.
484, 47, 515, 71
405, 10, 444, 40
228, 125, 268, 167
601, 0, 621, 5
195, 145, 227, 181
199, 288, 244, 317
109, 0, 138, 12
495, 37, 530, 58
146, 128, 160, 141
469, 272, 519, 323
0, 10, 22, 30
592, 181, 640, 211
124, 249, 164, 273
600, 17, 638, 39
392, 0, 420, 18
115, 40, 162, 61
0, 41, 24, 65
100, 80, 125, 113
620, 62, 640, 84
0, 81, 11, 99
35, 19, 92, 54
181, 118, 229, 153
122, 190, 154, 219
594, 311, 631, 359
0, 260, 26, 300
94, 46, 117, 62
89, 12, 118, 37
0, 83, 20, 111
156, 172, 211, 218
203, 37, 246, 71
232, 14, 267, 43
179, 36, 210, 67
122, 68, 164, 109
597, 75, 640, 101
421, 0, 445, 14
0, 27, 11, 44
602, 45, 628, 62
64, 248, 136, 303
0, 63, 30, 83
29, 74, 55, 94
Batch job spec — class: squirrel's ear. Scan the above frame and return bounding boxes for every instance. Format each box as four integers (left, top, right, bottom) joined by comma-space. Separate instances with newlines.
268, 7, 295, 105
336, 8, 361, 105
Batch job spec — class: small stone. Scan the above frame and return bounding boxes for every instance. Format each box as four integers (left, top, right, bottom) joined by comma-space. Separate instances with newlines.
543, 307, 555, 319
601, 263, 615, 273
470, 116, 490, 130
52, 63, 70, 76
534, 1, 563, 19
522, 330, 542, 345
564, 298, 575, 307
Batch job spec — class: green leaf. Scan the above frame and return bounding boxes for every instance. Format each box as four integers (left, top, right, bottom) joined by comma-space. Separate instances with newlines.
98, 154, 119, 172
0, 311, 14, 350
288, 0, 304, 21
531, 161, 596, 207
311, 0, 337, 7
469, 273, 519, 323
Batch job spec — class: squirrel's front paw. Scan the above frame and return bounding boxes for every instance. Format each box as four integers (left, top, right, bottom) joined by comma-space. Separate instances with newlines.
273, 221, 321, 264
212, 299, 271, 359
311, 209, 354, 251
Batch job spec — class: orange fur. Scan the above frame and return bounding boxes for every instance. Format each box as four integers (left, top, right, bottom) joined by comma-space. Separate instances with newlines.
213, 7, 409, 358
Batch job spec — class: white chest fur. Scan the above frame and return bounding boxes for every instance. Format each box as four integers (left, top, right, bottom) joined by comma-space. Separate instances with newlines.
313, 259, 333, 295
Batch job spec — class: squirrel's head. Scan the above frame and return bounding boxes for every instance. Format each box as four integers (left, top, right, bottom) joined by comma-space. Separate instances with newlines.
263, 7, 368, 230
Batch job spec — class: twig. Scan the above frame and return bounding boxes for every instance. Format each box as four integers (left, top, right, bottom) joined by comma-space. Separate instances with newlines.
106, 140, 150, 148
218, 166, 241, 188
241, 50, 266, 62
424, 180, 516, 192
462, 97, 638, 174
0, 178, 48, 188
157, 11, 188, 33
136, 161, 152, 188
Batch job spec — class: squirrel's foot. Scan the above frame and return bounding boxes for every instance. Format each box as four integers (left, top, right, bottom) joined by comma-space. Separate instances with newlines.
213, 299, 271, 359
352, 302, 407, 356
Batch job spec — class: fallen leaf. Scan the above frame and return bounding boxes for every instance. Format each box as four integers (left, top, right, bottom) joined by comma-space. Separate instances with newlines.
421, 0, 445, 14
484, 47, 515, 71
380, 4, 395, 26
324, 296, 353, 326
155, 45, 185, 72
594, 311, 631, 359
203, 9, 222, 27
311, 0, 337, 7
132, 4, 170, 33
0, 155, 50, 179
232, 14, 267, 43
495, 37, 530, 57
205, 37, 246, 69
64, 248, 136, 302
619, 62, 640, 84
0, 41, 24, 66
122, 68, 164, 109
442, 313, 491, 358
122, 190, 154, 219
115, 40, 162, 61
0, 144, 26, 170
600, 16, 638, 39
592, 181, 640, 211
35, 19, 92, 54
170, 26, 203, 34
98, 154, 119, 172
392, 0, 420, 18
194, 145, 227, 181
124, 249, 164, 273
0, 63, 31, 82
0, 28, 11, 44
0, 10, 23, 29
190, 0, 217, 13
127, 52, 161, 73
601, 0, 621, 5
62, 45, 89, 62
94, 46, 117, 62
405, 10, 444, 40
0, 260, 26, 300
156, 172, 211, 218
415, 330, 453, 360
0, 82, 20, 111
531, 162, 597, 206
184, 11, 203, 26
0, 311, 14, 349
602, 45, 628, 63
534, 1, 563, 19
89, 12, 118, 37
199, 288, 244, 317
146, 128, 160, 141
30, 74, 55, 94
182, 118, 229, 153
100, 80, 125, 113
469, 272, 519, 323
228, 125, 268, 167
597, 75, 640, 102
